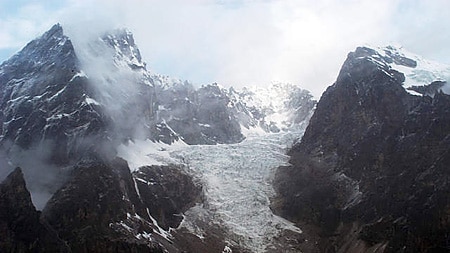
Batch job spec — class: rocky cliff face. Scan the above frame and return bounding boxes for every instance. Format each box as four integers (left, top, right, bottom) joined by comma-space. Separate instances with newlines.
0, 24, 106, 165
41, 157, 167, 253
0, 168, 66, 252
273, 46, 450, 252
153, 82, 245, 145
0, 154, 204, 253
133, 165, 202, 230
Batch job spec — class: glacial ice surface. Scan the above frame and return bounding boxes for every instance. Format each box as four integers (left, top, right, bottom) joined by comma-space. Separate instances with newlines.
171, 130, 304, 252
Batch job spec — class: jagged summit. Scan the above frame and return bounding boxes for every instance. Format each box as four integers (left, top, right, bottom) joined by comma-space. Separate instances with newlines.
0, 23, 79, 98
1, 23, 76, 71
102, 28, 146, 70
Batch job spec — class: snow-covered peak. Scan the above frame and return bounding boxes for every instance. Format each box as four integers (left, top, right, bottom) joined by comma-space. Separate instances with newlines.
360, 45, 450, 95
102, 28, 146, 70
70, 26, 152, 104
240, 82, 302, 113
1, 23, 77, 76
229, 82, 315, 133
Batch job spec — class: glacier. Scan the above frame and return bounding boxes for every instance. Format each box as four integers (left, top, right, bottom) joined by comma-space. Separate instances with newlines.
174, 130, 305, 252
119, 119, 310, 252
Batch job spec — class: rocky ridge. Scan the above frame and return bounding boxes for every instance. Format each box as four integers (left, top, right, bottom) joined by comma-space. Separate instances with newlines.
273, 46, 450, 252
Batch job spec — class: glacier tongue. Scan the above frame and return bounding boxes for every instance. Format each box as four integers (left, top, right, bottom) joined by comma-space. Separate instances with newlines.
172, 130, 304, 252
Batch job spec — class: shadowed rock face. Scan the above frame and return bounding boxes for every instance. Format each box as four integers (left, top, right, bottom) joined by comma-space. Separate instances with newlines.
0, 157, 210, 253
0, 152, 238, 253
0, 168, 66, 252
40, 157, 168, 253
154, 83, 245, 145
133, 165, 202, 230
273, 47, 450, 252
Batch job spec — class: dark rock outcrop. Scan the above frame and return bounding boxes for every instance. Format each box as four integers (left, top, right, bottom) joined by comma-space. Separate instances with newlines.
0, 168, 66, 252
41, 157, 166, 253
154, 82, 245, 145
408, 81, 446, 97
133, 165, 202, 230
274, 47, 450, 252
36, 154, 209, 253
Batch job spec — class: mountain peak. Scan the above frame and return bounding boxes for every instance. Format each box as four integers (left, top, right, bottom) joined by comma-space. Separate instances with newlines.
349, 45, 450, 96
1, 23, 77, 74
101, 28, 146, 70
1, 167, 26, 190
44, 23, 64, 38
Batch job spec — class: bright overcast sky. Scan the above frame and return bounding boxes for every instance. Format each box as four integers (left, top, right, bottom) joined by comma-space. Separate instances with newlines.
1, 0, 449, 97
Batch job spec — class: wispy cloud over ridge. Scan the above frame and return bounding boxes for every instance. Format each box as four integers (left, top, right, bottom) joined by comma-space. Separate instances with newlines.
1, 0, 449, 97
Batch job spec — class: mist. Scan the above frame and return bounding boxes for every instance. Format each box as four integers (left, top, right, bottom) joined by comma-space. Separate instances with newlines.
64, 22, 157, 145
2, 0, 450, 98
0, 141, 70, 210
0, 147, 13, 182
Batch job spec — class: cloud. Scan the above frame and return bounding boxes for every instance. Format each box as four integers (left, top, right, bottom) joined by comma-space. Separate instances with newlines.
1, 0, 450, 97
0, 3, 59, 48
0, 141, 69, 210
389, 0, 450, 64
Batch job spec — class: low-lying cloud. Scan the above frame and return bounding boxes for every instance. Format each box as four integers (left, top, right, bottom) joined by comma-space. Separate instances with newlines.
0, 141, 69, 210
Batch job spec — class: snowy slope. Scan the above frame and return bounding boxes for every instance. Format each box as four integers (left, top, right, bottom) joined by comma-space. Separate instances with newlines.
363, 45, 450, 95
228, 82, 316, 135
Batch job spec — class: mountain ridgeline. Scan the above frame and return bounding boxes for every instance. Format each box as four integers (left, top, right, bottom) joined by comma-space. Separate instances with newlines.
0, 24, 315, 157
1, 23, 450, 253
273, 46, 450, 252
0, 24, 315, 252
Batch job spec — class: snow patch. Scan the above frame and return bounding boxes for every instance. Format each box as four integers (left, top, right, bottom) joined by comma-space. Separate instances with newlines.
132, 177, 141, 199
48, 86, 66, 101
84, 97, 100, 106
366, 45, 450, 95
69, 70, 87, 82
223, 245, 232, 253
240, 124, 267, 137
117, 138, 187, 171
146, 208, 172, 241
